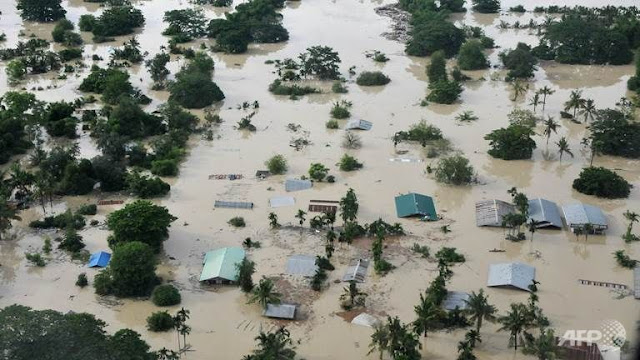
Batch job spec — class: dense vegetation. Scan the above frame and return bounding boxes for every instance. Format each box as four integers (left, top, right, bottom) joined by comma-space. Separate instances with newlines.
433, 154, 475, 185
356, 71, 391, 86
457, 40, 488, 70
168, 52, 225, 108
572, 167, 632, 199
106, 200, 177, 253
588, 109, 640, 159
500, 43, 538, 80
17, 0, 66, 22
94, 241, 159, 297
485, 125, 537, 160
79, 5, 145, 42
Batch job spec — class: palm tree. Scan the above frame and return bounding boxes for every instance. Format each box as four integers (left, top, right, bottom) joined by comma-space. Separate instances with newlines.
247, 327, 297, 360
465, 329, 482, 348
511, 80, 529, 101
580, 99, 596, 122
173, 308, 190, 350
179, 324, 191, 350
528, 219, 539, 242
556, 137, 573, 161
463, 289, 497, 333
537, 86, 555, 110
498, 303, 529, 351
8, 163, 34, 198
268, 212, 280, 228
248, 277, 281, 309
368, 324, 390, 360
295, 209, 306, 227
455, 111, 478, 122
542, 116, 559, 145
413, 292, 444, 340
457, 342, 477, 360
564, 89, 585, 118
529, 93, 540, 112
623, 210, 639, 242
340, 281, 367, 309
522, 329, 561, 360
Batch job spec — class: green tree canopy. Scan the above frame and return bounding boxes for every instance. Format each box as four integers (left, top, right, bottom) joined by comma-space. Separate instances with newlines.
457, 40, 489, 70
572, 166, 632, 199
484, 125, 537, 160
17, 0, 66, 22
106, 241, 159, 297
107, 200, 177, 252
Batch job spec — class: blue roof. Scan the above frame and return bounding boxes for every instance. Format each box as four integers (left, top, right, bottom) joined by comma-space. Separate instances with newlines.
88, 251, 111, 268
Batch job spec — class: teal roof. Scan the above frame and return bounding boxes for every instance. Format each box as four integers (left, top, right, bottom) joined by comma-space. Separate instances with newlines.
200, 247, 246, 282
395, 193, 437, 218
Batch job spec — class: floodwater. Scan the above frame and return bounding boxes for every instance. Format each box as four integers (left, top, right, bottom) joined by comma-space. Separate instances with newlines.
0, 0, 639, 359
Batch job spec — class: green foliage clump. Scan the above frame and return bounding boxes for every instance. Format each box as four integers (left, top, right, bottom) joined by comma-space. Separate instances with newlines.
268, 79, 319, 98
326, 119, 339, 129
572, 167, 632, 199
308, 163, 329, 182
44, 101, 77, 138
589, 109, 640, 159
427, 80, 462, 104
265, 154, 288, 175
147, 311, 175, 332
509, 5, 525, 12
507, 108, 538, 128
30, 211, 85, 230
76, 273, 88, 287
169, 53, 224, 108
339, 154, 363, 171
58, 226, 85, 253
406, 12, 465, 57
58, 48, 82, 61
163, 9, 207, 43
472, 0, 500, 13
77, 204, 97, 216
78, 66, 147, 105
111, 37, 144, 63
614, 250, 638, 269
330, 100, 352, 119
52, 19, 83, 46
500, 43, 538, 80
126, 171, 171, 198
331, 81, 348, 93
412, 243, 430, 258
356, 71, 391, 86
17, 0, 66, 22
82, 5, 145, 40
237, 258, 256, 293
151, 284, 181, 306
434, 154, 475, 185
25, 252, 46, 267
94, 241, 158, 297
435, 247, 465, 265
457, 40, 488, 70
228, 216, 246, 227
107, 200, 176, 253
484, 125, 536, 160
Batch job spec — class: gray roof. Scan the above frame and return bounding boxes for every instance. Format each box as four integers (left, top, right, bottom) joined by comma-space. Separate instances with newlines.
286, 255, 318, 277
528, 198, 563, 229
487, 262, 535, 291
634, 267, 640, 300
345, 119, 373, 130
342, 259, 370, 282
562, 203, 608, 228
269, 196, 295, 208
442, 291, 470, 311
263, 304, 296, 319
285, 179, 313, 192
475, 199, 515, 227
214, 201, 254, 209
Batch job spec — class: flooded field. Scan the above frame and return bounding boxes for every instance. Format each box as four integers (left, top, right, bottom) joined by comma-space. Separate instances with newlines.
0, 0, 639, 359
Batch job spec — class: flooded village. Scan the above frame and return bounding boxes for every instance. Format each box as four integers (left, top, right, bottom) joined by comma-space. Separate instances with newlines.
0, 0, 639, 359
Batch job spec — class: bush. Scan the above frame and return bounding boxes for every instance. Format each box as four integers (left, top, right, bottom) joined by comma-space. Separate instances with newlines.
58, 227, 85, 253
484, 125, 536, 160
426, 80, 462, 104
509, 5, 525, 12
589, 109, 640, 159
169, 53, 224, 108
93, 270, 113, 295
326, 119, 339, 129
58, 48, 82, 61
265, 155, 287, 175
435, 247, 465, 264
572, 167, 631, 199
507, 108, 538, 127
356, 71, 390, 86
25, 253, 45, 267
236, 258, 256, 293
457, 40, 488, 70
500, 43, 538, 80
17, 0, 66, 22
76, 273, 88, 288
330, 100, 352, 119
331, 81, 348, 93
472, 0, 500, 13
339, 154, 363, 171
268, 80, 319, 97
89, 5, 145, 38
77, 204, 97, 216
434, 155, 475, 185
228, 217, 246, 227
151, 159, 179, 176
126, 171, 171, 198
309, 163, 329, 182
147, 311, 175, 332
151, 284, 181, 306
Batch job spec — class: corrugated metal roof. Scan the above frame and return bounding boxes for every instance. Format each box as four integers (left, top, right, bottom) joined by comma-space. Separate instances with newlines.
351, 313, 380, 327
487, 262, 535, 291
562, 203, 608, 228
395, 193, 437, 219
200, 247, 245, 282
263, 303, 296, 319
528, 198, 563, 229
475, 199, 515, 227
345, 119, 373, 130
342, 259, 370, 282
634, 267, 640, 300
285, 179, 313, 192
442, 291, 470, 311
286, 255, 318, 277
88, 251, 111, 268
269, 196, 295, 208
214, 201, 254, 209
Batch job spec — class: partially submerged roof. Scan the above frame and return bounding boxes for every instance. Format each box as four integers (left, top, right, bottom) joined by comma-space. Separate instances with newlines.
634, 267, 640, 300
270, 196, 295, 208
345, 119, 373, 130
200, 247, 245, 282
308, 200, 338, 214
342, 259, 370, 283
285, 179, 312, 192
562, 203, 608, 228
351, 313, 380, 327
88, 251, 111, 268
442, 291, 470, 311
528, 198, 563, 229
214, 201, 254, 209
286, 255, 318, 277
487, 262, 535, 291
475, 199, 515, 227
263, 303, 296, 319
395, 193, 437, 219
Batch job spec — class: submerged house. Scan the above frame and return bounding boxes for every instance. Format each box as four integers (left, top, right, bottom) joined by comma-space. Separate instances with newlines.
562, 203, 608, 234
395, 193, 437, 220
286, 255, 318, 277
442, 291, 470, 311
88, 251, 111, 268
345, 119, 373, 130
475, 199, 515, 227
263, 303, 297, 320
487, 262, 535, 291
285, 179, 313, 192
527, 198, 563, 229
214, 201, 254, 209
199, 247, 245, 284
342, 259, 370, 283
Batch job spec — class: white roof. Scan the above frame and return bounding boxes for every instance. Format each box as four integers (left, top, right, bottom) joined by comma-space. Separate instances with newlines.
263, 303, 296, 319
487, 262, 535, 291
351, 313, 380, 327
269, 196, 295, 208
285, 179, 312, 192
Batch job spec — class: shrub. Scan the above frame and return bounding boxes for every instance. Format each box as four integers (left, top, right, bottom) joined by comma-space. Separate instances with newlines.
614, 250, 638, 269
356, 71, 390, 86
58, 48, 82, 61
228, 217, 246, 227
434, 155, 475, 185
25, 253, 45, 267
151, 284, 181, 306
265, 154, 287, 175
326, 119, 339, 129
147, 311, 175, 331
426, 80, 462, 104
435, 247, 465, 264
509, 5, 525, 12
169, 53, 224, 108
507, 108, 538, 127
268, 80, 319, 97
58, 227, 85, 253
484, 125, 536, 160
77, 204, 97, 216
330, 100, 352, 119
331, 81, 348, 93
236, 258, 256, 293
88, 5, 145, 38
572, 167, 631, 199
342, 131, 362, 149
412, 243, 430, 258
76, 273, 88, 288
151, 159, 179, 176
315, 256, 335, 271
93, 270, 113, 295
472, 0, 500, 13
309, 163, 329, 182
457, 40, 488, 70
339, 154, 363, 171
500, 43, 538, 80
126, 171, 171, 198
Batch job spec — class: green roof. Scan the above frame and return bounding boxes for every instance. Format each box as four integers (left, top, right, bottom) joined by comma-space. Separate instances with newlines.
200, 247, 245, 282
395, 193, 437, 218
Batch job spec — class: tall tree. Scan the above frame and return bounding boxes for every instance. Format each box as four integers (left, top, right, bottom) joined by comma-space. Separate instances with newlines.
537, 86, 555, 111
339, 188, 359, 223
529, 93, 540, 112
556, 137, 573, 161
463, 289, 497, 333
564, 89, 586, 118
510, 80, 529, 101
17, 0, 66, 22
542, 116, 559, 145
623, 210, 639, 241
0, 195, 21, 239
497, 303, 529, 351
522, 329, 561, 360
248, 277, 281, 310
106, 200, 176, 253
368, 324, 390, 360
580, 99, 596, 122
243, 327, 297, 360
413, 292, 444, 340
294, 209, 306, 227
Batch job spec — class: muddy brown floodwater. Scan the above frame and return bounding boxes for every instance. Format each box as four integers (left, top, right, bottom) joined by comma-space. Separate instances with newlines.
0, 0, 639, 359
